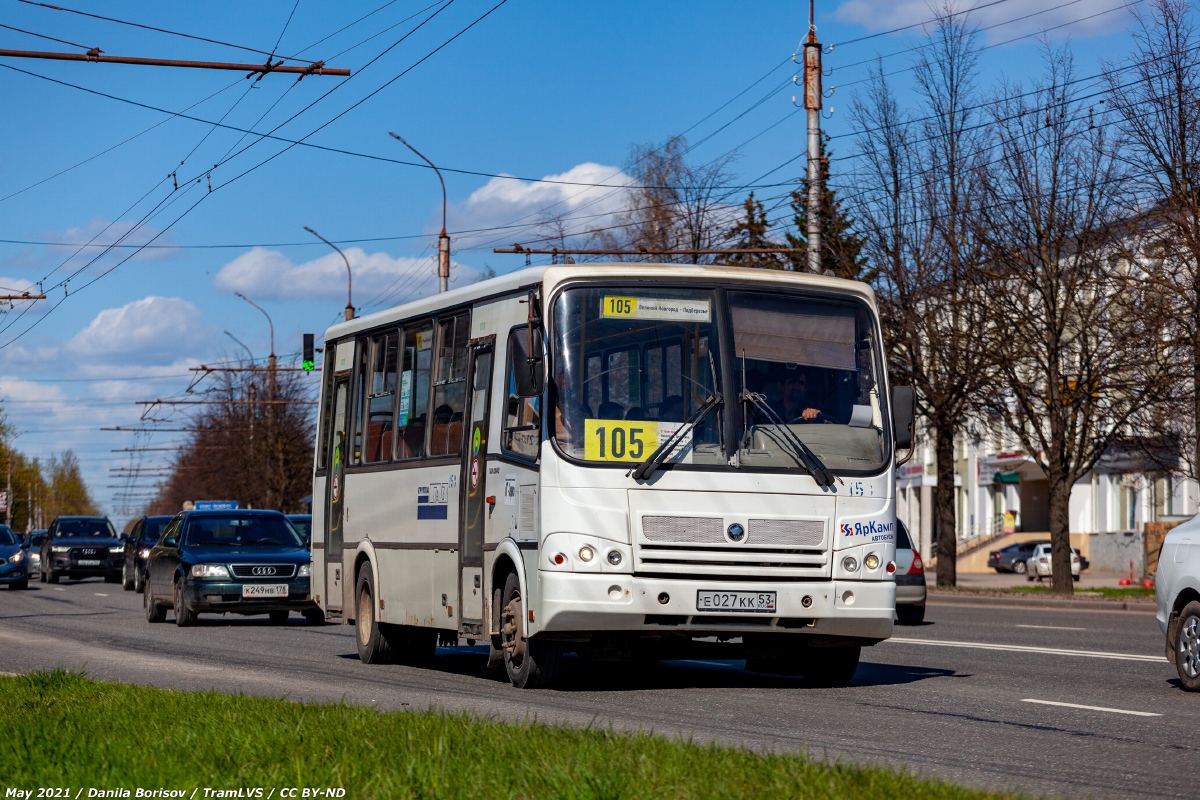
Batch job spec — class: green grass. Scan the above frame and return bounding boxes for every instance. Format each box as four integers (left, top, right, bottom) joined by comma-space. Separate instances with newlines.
0, 670, 1024, 800
1008, 585, 1155, 598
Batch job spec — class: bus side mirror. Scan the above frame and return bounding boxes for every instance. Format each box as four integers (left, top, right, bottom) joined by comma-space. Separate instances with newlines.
891, 386, 916, 451
509, 326, 544, 398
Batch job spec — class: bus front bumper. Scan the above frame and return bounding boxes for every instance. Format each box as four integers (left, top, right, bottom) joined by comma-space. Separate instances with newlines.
536, 572, 895, 641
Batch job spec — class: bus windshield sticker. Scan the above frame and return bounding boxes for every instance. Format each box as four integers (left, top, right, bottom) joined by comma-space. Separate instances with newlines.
601, 295, 711, 323
583, 419, 693, 464
398, 370, 413, 426
414, 331, 431, 351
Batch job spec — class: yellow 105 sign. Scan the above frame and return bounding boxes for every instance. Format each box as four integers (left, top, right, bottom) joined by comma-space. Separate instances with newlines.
602, 295, 638, 318
584, 419, 658, 462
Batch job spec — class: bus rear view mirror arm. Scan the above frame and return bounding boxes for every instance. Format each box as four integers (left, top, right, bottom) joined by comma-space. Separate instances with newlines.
891, 385, 916, 462
510, 325, 544, 397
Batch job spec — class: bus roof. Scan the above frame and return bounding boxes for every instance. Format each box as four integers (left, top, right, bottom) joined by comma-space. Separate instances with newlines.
323, 262, 877, 340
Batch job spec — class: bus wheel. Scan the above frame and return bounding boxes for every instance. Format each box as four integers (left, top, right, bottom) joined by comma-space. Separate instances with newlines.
499, 571, 562, 689
355, 567, 394, 664
800, 645, 861, 687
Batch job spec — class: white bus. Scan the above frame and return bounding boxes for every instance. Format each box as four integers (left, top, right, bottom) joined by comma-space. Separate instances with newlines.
311, 263, 915, 688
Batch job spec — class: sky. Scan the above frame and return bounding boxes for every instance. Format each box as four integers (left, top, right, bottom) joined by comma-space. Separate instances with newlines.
0, 0, 1147, 525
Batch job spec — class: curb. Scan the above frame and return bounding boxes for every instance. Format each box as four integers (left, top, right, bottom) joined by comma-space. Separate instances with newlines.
926, 592, 1156, 613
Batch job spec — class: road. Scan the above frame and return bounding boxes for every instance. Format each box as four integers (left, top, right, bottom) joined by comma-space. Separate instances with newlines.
0, 580, 1188, 799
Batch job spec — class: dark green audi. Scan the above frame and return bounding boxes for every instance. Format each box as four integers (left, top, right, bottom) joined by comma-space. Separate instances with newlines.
143, 509, 322, 627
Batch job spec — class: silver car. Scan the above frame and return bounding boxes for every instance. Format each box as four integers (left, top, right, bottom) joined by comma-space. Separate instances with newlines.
1026, 542, 1080, 581
1156, 515, 1200, 691
894, 520, 926, 625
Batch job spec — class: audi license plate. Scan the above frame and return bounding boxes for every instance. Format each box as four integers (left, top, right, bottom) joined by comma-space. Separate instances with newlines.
242, 584, 288, 598
76, 559, 101, 566
696, 590, 776, 613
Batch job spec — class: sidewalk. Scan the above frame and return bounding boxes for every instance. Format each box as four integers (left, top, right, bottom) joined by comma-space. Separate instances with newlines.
924, 569, 1156, 612
941, 569, 1133, 590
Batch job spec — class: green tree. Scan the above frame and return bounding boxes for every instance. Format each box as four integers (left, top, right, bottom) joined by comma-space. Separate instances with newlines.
786, 134, 870, 280
722, 193, 787, 269
45, 450, 97, 518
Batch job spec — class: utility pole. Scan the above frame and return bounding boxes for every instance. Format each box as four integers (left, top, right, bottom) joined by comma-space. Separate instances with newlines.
804, 0, 823, 275
390, 132, 450, 293
5, 451, 10, 528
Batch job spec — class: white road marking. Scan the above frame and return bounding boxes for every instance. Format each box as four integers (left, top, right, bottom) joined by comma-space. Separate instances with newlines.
888, 637, 1165, 662
94, 593, 108, 597
1021, 699, 1161, 717
52, 588, 64, 592
1015, 624, 1085, 631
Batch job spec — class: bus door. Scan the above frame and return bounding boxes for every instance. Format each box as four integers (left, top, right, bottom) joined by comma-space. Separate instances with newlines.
458, 337, 495, 633
324, 373, 350, 615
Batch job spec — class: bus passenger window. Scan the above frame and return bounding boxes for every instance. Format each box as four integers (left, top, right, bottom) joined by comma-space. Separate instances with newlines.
364, 331, 398, 463
396, 321, 433, 459
502, 335, 541, 460
430, 313, 469, 456
350, 337, 368, 464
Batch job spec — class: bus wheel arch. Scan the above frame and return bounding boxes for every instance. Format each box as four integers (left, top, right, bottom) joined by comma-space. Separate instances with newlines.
351, 547, 377, 624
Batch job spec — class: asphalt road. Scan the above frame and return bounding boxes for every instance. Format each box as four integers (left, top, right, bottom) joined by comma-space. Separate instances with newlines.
0, 580, 1188, 799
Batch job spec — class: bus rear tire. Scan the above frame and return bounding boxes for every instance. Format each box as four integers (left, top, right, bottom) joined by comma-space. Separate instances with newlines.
499, 571, 562, 689
355, 567, 395, 664
800, 645, 861, 687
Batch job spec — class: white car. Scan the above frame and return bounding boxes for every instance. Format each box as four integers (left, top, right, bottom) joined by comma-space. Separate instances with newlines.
1155, 515, 1200, 691
1026, 542, 1080, 582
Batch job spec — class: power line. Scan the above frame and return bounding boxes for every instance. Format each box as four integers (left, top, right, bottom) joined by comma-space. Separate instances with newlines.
829, 0, 1017, 47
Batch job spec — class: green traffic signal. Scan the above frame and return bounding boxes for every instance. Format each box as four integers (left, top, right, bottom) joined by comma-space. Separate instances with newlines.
302, 359, 315, 372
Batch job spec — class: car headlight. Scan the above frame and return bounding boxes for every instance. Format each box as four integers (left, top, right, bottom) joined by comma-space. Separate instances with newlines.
108, 546, 124, 554
297, 564, 311, 577
51, 546, 70, 553
10, 552, 23, 563
190, 564, 230, 579
139, 549, 151, 559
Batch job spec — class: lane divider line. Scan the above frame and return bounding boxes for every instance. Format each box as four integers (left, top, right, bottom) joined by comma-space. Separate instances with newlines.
888, 637, 1165, 662
1021, 699, 1161, 717
1015, 624, 1085, 631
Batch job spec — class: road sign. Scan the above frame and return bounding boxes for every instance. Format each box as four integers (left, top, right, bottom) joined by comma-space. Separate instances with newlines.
194, 500, 240, 510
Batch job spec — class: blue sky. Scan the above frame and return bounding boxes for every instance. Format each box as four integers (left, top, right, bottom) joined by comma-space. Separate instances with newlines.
0, 0, 1143, 523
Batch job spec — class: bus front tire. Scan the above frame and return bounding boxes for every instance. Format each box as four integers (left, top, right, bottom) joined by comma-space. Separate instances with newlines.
800, 645, 861, 687
499, 571, 562, 689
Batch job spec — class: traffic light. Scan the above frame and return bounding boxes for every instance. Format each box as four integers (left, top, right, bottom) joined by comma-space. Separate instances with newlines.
302, 333, 315, 372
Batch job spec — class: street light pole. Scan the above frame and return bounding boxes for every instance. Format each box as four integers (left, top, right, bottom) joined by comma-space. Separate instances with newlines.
304, 226, 354, 319
389, 131, 450, 294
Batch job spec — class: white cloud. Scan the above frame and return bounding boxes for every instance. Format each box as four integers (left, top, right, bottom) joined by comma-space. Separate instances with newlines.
833, 0, 1132, 43
213, 247, 481, 306
449, 162, 633, 246
66, 296, 210, 365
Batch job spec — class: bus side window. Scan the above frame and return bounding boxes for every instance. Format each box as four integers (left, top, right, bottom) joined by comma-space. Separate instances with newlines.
396, 320, 434, 460
502, 331, 541, 460
363, 331, 399, 464
430, 312, 469, 456
349, 336, 369, 464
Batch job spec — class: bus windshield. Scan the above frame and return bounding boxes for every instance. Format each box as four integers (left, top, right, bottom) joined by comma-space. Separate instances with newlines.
550, 284, 888, 473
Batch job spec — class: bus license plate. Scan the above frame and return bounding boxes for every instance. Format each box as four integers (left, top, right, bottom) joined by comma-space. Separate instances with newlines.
696, 590, 776, 613
242, 584, 288, 598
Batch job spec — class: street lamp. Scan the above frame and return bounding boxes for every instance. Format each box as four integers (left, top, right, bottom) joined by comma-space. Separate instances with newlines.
224, 330, 255, 363
234, 292, 274, 358
304, 226, 354, 320
389, 131, 450, 294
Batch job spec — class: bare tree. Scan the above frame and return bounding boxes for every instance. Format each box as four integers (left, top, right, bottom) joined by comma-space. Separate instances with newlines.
1104, 0, 1200, 490
594, 136, 738, 263
978, 41, 1174, 594
150, 363, 315, 514
850, 8, 995, 586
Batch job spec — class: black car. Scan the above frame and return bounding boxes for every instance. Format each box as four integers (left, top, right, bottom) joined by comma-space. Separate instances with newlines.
144, 509, 321, 627
122, 514, 173, 593
39, 516, 121, 583
286, 514, 312, 546
987, 541, 1047, 575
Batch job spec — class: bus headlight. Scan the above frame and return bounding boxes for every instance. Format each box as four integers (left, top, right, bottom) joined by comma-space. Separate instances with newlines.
864, 553, 880, 571
606, 550, 623, 566
842, 555, 859, 573
578, 546, 595, 563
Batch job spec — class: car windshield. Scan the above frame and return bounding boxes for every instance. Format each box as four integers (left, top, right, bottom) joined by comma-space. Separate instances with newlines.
288, 517, 311, 542
0, 528, 16, 546
54, 519, 116, 538
141, 519, 169, 544
183, 515, 303, 548
551, 286, 724, 467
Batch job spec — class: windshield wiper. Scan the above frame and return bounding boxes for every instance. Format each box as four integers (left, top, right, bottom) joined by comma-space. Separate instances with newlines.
628, 393, 723, 481
739, 390, 836, 487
